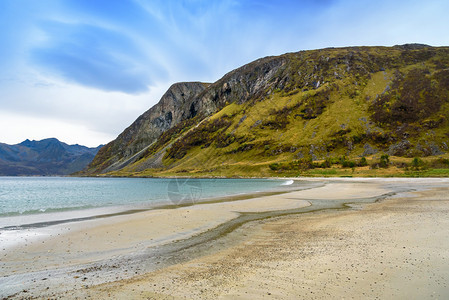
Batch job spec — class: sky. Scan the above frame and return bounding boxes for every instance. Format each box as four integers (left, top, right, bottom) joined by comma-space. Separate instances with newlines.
0, 0, 448, 147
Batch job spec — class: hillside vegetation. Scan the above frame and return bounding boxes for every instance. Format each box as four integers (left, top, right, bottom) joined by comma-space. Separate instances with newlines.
83, 44, 449, 177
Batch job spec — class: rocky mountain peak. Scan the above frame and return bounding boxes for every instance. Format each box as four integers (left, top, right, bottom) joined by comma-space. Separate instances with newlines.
87, 81, 209, 173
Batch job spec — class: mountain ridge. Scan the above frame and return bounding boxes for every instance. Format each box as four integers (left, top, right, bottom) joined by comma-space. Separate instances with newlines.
83, 44, 449, 177
0, 138, 102, 176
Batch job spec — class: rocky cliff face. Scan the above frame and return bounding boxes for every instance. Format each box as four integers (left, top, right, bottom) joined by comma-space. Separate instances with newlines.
86, 56, 290, 174
87, 82, 208, 173
191, 56, 288, 115
86, 44, 449, 176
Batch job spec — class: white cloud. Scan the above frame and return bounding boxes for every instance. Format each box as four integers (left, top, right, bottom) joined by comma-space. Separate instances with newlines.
0, 71, 171, 146
0, 111, 112, 147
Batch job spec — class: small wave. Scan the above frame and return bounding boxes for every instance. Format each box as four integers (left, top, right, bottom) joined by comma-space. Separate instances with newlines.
281, 179, 294, 186
1, 205, 96, 218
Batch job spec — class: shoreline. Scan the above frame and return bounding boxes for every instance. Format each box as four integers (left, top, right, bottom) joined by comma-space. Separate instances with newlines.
0, 177, 300, 241
0, 177, 296, 228
2, 178, 449, 298
0, 178, 308, 251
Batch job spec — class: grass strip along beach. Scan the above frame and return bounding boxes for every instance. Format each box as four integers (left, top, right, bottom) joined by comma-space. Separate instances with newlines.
1, 178, 449, 299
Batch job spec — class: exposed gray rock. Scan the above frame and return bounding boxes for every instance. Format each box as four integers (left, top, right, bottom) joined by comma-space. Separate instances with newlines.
251, 120, 262, 128
309, 145, 319, 161
428, 142, 444, 156
362, 143, 378, 156
413, 142, 444, 156
358, 117, 367, 123
346, 140, 353, 151
387, 140, 412, 156
238, 115, 247, 125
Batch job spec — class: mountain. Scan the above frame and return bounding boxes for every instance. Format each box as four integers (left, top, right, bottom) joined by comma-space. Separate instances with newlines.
86, 82, 209, 173
0, 138, 102, 176
83, 44, 449, 177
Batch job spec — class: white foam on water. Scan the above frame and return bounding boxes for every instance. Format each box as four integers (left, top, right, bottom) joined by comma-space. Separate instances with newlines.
281, 179, 294, 186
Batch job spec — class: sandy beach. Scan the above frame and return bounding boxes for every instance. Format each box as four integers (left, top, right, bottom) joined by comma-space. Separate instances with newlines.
1, 178, 449, 299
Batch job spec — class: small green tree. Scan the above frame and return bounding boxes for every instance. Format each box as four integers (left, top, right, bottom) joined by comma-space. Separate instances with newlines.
411, 157, 425, 170
358, 157, 368, 167
379, 154, 390, 168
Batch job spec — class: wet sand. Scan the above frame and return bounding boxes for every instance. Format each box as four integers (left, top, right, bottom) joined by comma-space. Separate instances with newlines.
2, 178, 449, 298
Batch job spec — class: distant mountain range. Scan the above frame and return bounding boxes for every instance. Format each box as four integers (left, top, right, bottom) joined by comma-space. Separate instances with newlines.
0, 138, 102, 176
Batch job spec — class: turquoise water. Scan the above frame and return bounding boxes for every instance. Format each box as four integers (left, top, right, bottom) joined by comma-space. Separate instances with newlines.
0, 177, 288, 217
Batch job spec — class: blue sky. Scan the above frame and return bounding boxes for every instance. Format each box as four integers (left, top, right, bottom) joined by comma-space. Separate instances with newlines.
0, 0, 448, 147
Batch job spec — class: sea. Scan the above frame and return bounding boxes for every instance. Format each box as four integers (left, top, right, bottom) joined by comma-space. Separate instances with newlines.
0, 176, 292, 231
